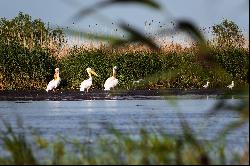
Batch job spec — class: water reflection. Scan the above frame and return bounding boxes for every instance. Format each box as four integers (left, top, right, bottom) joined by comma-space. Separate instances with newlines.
104, 100, 118, 112
85, 100, 95, 112
50, 101, 61, 111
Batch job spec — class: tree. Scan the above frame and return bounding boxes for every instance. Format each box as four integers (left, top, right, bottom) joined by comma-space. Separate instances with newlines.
0, 12, 65, 51
212, 19, 245, 48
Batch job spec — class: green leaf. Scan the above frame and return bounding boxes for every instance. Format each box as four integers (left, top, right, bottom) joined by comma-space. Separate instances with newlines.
63, 22, 160, 50
71, 0, 161, 22
63, 26, 132, 49
176, 20, 220, 70
119, 22, 160, 50
214, 120, 246, 141
111, 0, 161, 9
176, 20, 205, 44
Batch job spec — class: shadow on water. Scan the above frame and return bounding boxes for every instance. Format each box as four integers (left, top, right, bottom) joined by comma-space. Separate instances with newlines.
0, 89, 246, 101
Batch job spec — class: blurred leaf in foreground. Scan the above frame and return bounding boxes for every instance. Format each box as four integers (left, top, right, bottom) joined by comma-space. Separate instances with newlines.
71, 0, 161, 22
119, 22, 160, 51
63, 22, 160, 51
176, 20, 217, 69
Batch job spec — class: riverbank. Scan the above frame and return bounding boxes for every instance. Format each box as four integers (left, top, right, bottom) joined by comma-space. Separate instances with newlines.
0, 88, 247, 101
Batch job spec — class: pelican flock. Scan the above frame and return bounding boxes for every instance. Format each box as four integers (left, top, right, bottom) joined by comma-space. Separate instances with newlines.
203, 81, 209, 89
46, 68, 61, 92
104, 66, 118, 90
44, 67, 234, 92
227, 81, 234, 90
80, 68, 98, 92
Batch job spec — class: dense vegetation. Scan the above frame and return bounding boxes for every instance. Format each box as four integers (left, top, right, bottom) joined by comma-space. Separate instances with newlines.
59, 46, 248, 90
0, 13, 249, 91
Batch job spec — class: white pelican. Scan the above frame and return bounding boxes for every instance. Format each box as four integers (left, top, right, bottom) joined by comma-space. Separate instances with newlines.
203, 81, 209, 89
80, 68, 98, 92
227, 81, 234, 90
104, 66, 118, 90
46, 68, 61, 92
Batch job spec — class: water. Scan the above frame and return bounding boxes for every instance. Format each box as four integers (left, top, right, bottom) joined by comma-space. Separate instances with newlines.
0, 97, 249, 153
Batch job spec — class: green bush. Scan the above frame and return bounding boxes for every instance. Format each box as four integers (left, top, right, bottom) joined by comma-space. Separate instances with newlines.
212, 47, 249, 87
0, 42, 56, 90
0, 12, 63, 90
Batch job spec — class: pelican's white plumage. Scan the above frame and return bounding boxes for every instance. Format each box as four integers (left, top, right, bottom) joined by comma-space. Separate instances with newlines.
80, 68, 98, 92
104, 66, 118, 90
227, 81, 234, 90
203, 81, 209, 89
104, 77, 118, 90
46, 68, 61, 92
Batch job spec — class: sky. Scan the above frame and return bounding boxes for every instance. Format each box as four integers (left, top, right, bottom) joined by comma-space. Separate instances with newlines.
0, 0, 249, 45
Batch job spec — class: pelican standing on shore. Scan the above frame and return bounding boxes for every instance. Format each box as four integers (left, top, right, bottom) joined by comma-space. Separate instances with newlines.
203, 81, 209, 89
227, 81, 234, 90
80, 68, 98, 92
46, 68, 61, 92
104, 66, 118, 90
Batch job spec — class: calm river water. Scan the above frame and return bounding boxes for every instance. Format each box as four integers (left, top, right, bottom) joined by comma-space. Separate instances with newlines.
0, 96, 249, 153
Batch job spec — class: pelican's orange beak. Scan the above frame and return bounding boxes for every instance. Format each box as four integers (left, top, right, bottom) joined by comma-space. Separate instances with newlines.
91, 70, 98, 76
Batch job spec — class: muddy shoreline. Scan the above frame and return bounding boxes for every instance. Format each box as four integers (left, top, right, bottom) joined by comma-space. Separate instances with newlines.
0, 88, 237, 101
